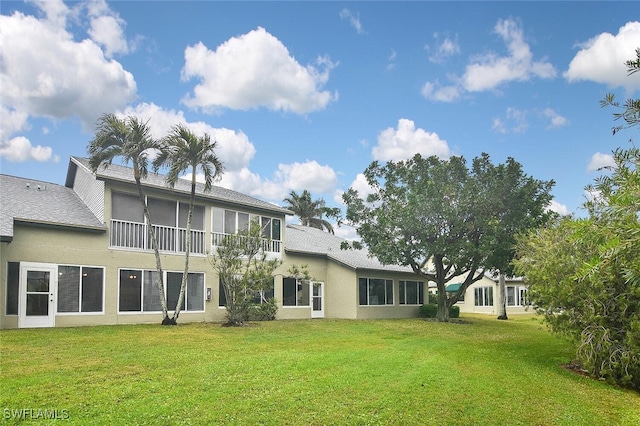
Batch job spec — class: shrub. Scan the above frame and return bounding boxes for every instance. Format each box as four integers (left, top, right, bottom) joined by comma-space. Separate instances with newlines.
449, 305, 460, 318
249, 299, 278, 321
419, 303, 438, 318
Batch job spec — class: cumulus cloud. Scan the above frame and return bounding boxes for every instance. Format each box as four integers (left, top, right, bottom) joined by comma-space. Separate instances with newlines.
339, 8, 365, 34
0, 136, 59, 163
546, 200, 570, 216
564, 21, 640, 92
85, 0, 131, 57
423, 18, 556, 102
0, 1, 136, 162
181, 27, 338, 114
218, 161, 338, 203
372, 119, 450, 162
0, 1, 136, 136
587, 152, 615, 172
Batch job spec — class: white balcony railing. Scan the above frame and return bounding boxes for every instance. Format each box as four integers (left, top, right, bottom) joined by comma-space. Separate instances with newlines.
110, 219, 205, 254
211, 232, 281, 253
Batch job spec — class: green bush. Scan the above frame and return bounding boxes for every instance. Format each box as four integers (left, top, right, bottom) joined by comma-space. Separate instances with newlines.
249, 299, 278, 321
419, 303, 438, 318
419, 303, 460, 319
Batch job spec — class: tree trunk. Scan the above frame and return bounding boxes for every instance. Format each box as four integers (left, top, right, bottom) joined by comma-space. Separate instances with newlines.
134, 172, 171, 324
436, 282, 450, 322
172, 174, 195, 322
497, 272, 508, 320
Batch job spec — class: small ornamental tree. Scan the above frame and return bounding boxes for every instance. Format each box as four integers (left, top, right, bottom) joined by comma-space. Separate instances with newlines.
210, 220, 282, 326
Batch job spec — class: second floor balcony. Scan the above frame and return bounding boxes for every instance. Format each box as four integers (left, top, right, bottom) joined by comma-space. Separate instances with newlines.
110, 219, 205, 255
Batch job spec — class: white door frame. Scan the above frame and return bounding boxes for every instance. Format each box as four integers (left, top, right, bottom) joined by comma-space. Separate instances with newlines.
18, 262, 57, 328
311, 281, 324, 318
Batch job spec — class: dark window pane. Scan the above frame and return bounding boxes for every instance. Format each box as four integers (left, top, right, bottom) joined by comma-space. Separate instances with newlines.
148, 198, 176, 226
359, 278, 368, 305
187, 273, 204, 311
272, 219, 281, 240
224, 210, 237, 234
399, 281, 406, 305
283, 277, 296, 306
386, 280, 393, 305
26, 294, 48, 315
81, 267, 103, 312
112, 192, 144, 222
119, 270, 141, 311
27, 271, 49, 292
261, 217, 271, 238
219, 279, 227, 307
238, 213, 249, 232
178, 203, 204, 230
297, 281, 309, 306
418, 283, 424, 305
143, 271, 162, 312
6, 262, 19, 315
167, 272, 185, 311
58, 266, 80, 313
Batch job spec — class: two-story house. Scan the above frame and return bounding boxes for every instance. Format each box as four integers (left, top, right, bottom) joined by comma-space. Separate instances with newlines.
0, 157, 529, 329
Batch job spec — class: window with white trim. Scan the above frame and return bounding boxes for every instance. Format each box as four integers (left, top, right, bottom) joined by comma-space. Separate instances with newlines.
399, 280, 424, 305
219, 277, 274, 307
118, 269, 204, 312
359, 278, 393, 306
57, 265, 104, 313
282, 277, 309, 307
211, 207, 282, 252
506, 285, 529, 306
474, 286, 494, 307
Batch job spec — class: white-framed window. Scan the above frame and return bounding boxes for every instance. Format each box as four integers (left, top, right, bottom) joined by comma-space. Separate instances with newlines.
399, 280, 424, 305
506, 285, 529, 306
57, 265, 105, 314
282, 277, 310, 307
359, 278, 393, 306
118, 269, 204, 313
474, 286, 494, 307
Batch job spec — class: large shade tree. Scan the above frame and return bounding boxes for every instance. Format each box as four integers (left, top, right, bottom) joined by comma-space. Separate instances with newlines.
283, 190, 340, 234
155, 124, 223, 324
343, 153, 553, 321
87, 113, 170, 323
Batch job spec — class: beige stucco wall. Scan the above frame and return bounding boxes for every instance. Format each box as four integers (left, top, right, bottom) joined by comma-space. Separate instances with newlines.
454, 276, 532, 315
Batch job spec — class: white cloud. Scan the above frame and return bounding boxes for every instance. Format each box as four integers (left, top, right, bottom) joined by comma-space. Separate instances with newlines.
181, 27, 338, 114
86, 8, 130, 57
542, 108, 568, 128
423, 18, 556, 102
218, 160, 338, 203
0, 136, 59, 163
421, 81, 462, 102
339, 8, 365, 35
372, 119, 451, 162
463, 18, 556, 92
564, 21, 640, 92
427, 33, 460, 63
546, 200, 570, 216
0, 3, 136, 132
587, 152, 615, 172
492, 108, 528, 134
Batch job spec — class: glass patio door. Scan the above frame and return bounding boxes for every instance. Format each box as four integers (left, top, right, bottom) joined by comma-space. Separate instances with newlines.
19, 263, 56, 328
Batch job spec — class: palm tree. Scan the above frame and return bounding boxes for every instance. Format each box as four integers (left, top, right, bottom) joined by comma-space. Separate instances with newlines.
283, 190, 340, 234
156, 124, 223, 323
87, 113, 171, 324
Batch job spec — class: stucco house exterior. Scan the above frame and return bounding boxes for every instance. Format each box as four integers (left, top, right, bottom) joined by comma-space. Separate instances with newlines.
0, 157, 530, 329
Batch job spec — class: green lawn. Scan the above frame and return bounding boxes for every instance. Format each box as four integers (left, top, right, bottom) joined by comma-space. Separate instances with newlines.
1, 315, 638, 425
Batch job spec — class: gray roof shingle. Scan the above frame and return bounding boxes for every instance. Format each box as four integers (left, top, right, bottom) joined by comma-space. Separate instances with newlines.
70, 157, 292, 216
0, 174, 105, 240
284, 224, 413, 273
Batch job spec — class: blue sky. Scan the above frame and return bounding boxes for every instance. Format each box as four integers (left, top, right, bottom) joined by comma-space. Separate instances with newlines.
1, 1, 639, 239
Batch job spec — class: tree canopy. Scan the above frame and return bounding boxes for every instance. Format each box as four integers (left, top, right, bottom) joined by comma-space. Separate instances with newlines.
283, 190, 340, 234
343, 152, 554, 321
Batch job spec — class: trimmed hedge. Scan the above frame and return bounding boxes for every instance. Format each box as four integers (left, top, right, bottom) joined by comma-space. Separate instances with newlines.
419, 303, 460, 318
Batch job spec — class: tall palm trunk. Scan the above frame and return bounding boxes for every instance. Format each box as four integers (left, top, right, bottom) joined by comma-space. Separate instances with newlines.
497, 272, 508, 320
133, 166, 170, 322
172, 170, 196, 321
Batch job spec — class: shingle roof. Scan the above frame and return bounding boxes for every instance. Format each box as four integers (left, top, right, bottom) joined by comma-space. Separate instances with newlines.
0, 174, 105, 241
69, 157, 292, 216
284, 224, 413, 273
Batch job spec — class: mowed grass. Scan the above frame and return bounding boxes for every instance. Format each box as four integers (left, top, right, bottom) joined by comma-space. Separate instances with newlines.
1, 315, 638, 425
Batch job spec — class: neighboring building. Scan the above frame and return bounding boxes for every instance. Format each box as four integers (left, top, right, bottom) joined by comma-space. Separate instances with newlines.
0, 157, 530, 329
444, 274, 531, 315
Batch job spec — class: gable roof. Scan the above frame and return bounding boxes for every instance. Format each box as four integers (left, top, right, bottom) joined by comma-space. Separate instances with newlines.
67, 157, 292, 216
0, 174, 105, 242
284, 224, 413, 273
